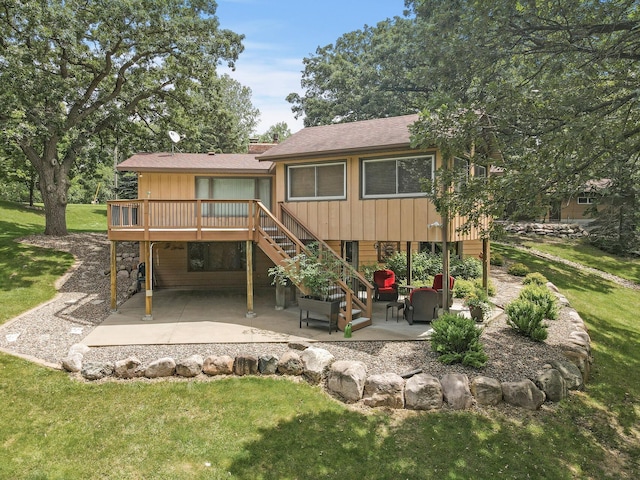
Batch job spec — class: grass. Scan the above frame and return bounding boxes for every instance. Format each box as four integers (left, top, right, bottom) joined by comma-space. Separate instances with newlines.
0, 200, 638, 478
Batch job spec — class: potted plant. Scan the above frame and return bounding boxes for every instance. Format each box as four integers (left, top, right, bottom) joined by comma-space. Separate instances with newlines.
464, 289, 492, 322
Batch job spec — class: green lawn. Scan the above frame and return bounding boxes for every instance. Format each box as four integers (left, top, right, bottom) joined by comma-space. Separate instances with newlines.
0, 202, 638, 478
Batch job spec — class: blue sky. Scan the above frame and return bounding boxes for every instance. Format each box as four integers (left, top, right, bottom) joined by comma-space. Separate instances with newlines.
216, 0, 409, 134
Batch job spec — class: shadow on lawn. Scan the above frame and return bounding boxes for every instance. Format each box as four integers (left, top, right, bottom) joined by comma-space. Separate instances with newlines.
227, 405, 610, 479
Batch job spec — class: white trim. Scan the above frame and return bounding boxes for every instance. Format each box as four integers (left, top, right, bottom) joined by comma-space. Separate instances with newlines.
361, 154, 434, 199
287, 161, 347, 201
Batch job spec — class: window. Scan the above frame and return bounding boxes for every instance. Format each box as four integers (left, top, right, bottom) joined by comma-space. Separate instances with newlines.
577, 196, 595, 204
362, 154, 434, 198
187, 242, 253, 272
195, 177, 271, 215
287, 162, 346, 200
473, 165, 487, 178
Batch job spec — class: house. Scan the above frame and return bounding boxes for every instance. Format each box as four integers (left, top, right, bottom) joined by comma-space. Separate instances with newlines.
107, 114, 491, 327
548, 179, 610, 224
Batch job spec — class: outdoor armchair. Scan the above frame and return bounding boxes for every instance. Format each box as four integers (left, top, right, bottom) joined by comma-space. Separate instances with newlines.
373, 269, 399, 301
432, 273, 455, 308
404, 287, 439, 324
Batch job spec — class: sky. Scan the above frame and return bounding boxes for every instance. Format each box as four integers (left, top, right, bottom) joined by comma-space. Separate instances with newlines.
216, 0, 409, 134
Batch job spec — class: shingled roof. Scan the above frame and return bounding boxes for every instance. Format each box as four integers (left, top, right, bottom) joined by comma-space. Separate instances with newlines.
117, 152, 274, 174
258, 114, 420, 161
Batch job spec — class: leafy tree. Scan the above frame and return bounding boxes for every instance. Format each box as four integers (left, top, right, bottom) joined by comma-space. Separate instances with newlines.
258, 122, 292, 143
0, 0, 244, 235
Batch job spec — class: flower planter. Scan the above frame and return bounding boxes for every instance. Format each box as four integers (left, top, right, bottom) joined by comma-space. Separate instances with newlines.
298, 297, 340, 334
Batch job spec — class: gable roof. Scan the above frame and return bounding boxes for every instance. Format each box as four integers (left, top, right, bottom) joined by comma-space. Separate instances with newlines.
117, 152, 274, 174
258, 114, 420, 161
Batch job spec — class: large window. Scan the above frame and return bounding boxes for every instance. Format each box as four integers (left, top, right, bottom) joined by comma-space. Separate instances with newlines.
195, 177, 271, 215
362, 155, 434, 198
187, 242, 253, 272
287, 162, 346, 200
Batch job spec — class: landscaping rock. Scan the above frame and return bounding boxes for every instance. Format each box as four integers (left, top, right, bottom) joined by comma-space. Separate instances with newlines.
536, 368, 567, 402
81, 361, 113, 381
145, 357, 176, 378
502, 379, 546, 410
61, 353, 83, 373
404, 374, 443, 410
258, 354, 279, 375
114, 356, 145, 379
363, 373, 405, 408
300, 347, 335, 383
203, 355, 234, 375
277, 350, 304, 376
470, 376, 502, 406
327, 360, 367, 403
68, 343, 90, 357
440, 373, 473, 410
288, 341, 312, 351
234, 355, 258, 376
176, 354, 203, 378
550, 359, 584, 390
563, 350, 591, 383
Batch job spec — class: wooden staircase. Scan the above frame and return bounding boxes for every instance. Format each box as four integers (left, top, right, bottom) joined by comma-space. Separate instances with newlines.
254, 202, 374, 331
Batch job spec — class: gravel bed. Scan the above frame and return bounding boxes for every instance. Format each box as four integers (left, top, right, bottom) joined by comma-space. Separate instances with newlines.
1, 234, 574, 383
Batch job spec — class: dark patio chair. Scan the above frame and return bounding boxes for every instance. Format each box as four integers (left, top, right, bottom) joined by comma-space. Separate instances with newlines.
373, 269, 399, 301
432, 273, 455, 308
404, 287, 439, 324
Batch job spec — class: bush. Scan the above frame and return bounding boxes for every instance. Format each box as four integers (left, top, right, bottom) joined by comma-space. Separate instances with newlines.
359, 262, 383, 282
430, 313, 488, 367
450, 257, 482, 280
523, 272, 548, 286
472, 278, 496, 296
518, 284, 559, 320
505, 299, 548, 341
453, 279, 474, 299
490, 252, 504, 266
507, 262, 530, 277
384, 251, 407, 280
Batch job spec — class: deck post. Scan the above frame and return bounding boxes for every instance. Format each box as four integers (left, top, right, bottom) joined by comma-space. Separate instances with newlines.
143, 240, 153, 320
110, 240, 117, 311
246, 240, 256, 317
482, 238, 490, 293
406, 241, 412, 285
442, 214, 451, 313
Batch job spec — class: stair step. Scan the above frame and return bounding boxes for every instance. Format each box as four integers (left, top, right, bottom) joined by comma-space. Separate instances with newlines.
339, 306, 362, 318
349, 317, 371, 331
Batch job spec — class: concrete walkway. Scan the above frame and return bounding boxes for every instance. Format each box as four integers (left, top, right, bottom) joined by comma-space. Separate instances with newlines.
82, 289, 467, 346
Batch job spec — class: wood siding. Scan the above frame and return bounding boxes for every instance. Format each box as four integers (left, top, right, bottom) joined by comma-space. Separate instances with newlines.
149, 241, 274, 289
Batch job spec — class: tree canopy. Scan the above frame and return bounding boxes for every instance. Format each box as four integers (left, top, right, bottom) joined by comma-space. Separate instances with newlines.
288, 0, 640, 252
0, 0, 247, 235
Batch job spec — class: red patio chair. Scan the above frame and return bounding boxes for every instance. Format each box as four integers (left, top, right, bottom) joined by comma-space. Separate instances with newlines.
373, 269, 399, 301
432, 273, 455, 307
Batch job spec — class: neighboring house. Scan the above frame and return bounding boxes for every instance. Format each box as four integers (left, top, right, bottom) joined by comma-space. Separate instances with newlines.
107, 114, 490, 325
548, 179, 610, 224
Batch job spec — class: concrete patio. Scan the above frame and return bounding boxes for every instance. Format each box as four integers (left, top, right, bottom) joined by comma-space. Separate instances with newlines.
82, 288, 469, 346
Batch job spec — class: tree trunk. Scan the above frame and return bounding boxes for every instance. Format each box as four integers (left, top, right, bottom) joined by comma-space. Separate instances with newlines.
41, 187, 68, 236
36, 151, 71, 236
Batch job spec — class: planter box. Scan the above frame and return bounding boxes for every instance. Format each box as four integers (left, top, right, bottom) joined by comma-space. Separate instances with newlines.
298, 297, 340, 334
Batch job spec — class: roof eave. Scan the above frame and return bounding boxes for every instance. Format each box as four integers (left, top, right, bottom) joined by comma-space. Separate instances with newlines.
258, 142, 414, 162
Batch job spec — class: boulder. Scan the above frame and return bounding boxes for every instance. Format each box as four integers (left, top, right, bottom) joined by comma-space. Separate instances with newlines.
550, 359, 584, 390
81, 361, 114, 381
114, 356, 145, 379
440, 373, 473, 410
68, 343, 91, 357
404, 374, 443, 410
203, 355, 234, 375
277, 351, 304, 376
327, 361, 367, 403
145, 357, 176, 378
61, 353, 83, 373
362, 373, 405, 408
300, 347, 335, 383
535, 368, 568, 402
288, 341, 312, 351
234, 355, 259, 376
258, 354, 279, 375
470, 376, 503, 406
563, 350, 591, 383
502, 379, 546, 410
176, 354, 203, 378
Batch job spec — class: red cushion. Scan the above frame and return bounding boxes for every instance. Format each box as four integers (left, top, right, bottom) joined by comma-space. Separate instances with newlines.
432, 274, 455, 291
374, 270, 396, 289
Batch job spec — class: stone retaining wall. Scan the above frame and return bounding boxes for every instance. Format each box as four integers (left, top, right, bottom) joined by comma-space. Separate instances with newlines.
503, 222, 589, 239
61, 283, 592, 412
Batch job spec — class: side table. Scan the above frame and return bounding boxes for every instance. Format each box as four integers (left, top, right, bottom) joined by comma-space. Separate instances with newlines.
386, 301, 404, 322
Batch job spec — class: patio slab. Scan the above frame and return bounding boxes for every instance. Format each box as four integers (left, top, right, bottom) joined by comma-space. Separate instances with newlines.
82, 289, 465, 346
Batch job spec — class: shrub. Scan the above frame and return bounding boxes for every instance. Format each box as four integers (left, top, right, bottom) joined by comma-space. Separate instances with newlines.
453, 279, 474, 299
505, 299, 548, 341
450, 257, 482, 280
518, 284, 559, 320
523, 272, 548, 286
507, 262, 530, 277
430, 313, 488, 367
490, 252, 504, 266
385, 251, 407, 279
472, 278, 496, 296
359, 262, 383, 282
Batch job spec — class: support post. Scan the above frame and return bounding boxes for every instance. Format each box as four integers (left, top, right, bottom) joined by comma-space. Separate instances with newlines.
442, 214, 451, 313
482, 238, 490, 293
110, 240, 117, 311
246, 240, 256, 317
406, 241, 412, 286
143, 240, 153, 320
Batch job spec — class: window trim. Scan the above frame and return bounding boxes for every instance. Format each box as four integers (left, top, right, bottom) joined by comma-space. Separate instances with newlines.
577, 196, 595, 205
361, 154, 435, 199
286, 161, 347, 201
